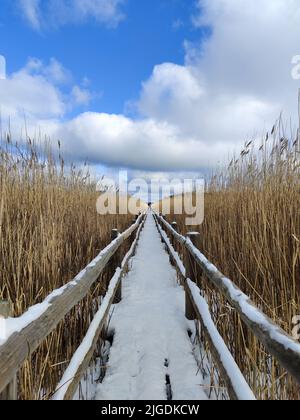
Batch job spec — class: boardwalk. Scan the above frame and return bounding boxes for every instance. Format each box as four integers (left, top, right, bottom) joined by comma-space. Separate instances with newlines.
96, 214, 208, 401
1, 211, 299, 400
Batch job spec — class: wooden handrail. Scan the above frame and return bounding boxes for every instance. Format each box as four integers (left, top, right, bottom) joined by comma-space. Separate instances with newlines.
154, 212, 300, 385
0, 214, 145, 394
154, 215, 255, 400
186, 280, 256, 400
53, 218, 145, 400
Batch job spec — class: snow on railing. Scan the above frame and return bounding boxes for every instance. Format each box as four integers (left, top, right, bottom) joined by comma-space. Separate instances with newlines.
0, 214, 145, 398
154, 212, 300, 389
187, 279, 256, 400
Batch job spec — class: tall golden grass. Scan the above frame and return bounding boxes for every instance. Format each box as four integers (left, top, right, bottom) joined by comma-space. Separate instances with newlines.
162, 123, 300, 399
0, 135, 131, 399
1, 118, 299, 400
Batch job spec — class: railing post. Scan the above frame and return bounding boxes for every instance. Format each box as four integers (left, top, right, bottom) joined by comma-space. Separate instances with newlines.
158, 214, 164, 242
184, 232, 201, 321
171, 222, 178, 251
132, 214, 139, 225
186, 232, 202, 281
0, 301, 17, 400
111, 229, 122, 304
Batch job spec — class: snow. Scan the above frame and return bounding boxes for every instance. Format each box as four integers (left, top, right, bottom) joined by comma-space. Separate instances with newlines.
187, 280, 256, 401
1, 299, 54, 345
95, 214, 208, 401
72, 358, 103, 401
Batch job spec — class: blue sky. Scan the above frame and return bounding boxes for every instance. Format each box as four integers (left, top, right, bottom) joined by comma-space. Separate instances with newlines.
0, 0, 299, 176
0, 0, 207, 116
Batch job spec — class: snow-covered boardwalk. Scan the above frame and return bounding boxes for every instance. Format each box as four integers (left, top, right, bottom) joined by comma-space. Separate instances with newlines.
96, 213, 208, 401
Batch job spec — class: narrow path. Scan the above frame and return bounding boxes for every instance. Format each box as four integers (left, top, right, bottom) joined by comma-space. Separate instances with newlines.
96, 213, 208, 401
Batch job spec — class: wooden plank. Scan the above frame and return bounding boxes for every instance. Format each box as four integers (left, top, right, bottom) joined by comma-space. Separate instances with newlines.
155, 212, 300, 385
0, 215, 144, 394
53, 217, 145, 400
0, 301, 17, 400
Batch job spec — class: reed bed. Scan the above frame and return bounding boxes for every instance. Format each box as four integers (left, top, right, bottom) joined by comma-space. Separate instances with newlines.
0, 135, 131, 399
163, 123, 300, 399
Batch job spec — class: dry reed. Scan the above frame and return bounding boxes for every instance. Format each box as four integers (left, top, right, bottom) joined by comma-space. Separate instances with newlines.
0, 134, 131, 399
163, 121, 300, 400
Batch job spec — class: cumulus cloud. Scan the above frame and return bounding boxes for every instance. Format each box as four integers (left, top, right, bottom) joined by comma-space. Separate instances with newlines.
0, 58, 92, 137
0, 62, 65, 121
18, 0, 125, 30
137, 0, 300, 143
53, 112, 234, 170
190, 0, 300, 119
138, 62, 278, 144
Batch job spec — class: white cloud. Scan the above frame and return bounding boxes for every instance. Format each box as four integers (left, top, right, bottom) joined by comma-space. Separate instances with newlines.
134, 0, 300, 156
190, 0, 300, 116
19, 0, 41, 30
0, 57, 93, 138
139, 61, 278, 144
71, 85, 92, 106
18, 0, 125, 30
44, 58, 72, 84
25, 57, 71, 84
0, 63, 65, 121
53, 112, 235, 170
0, 56, 233, 170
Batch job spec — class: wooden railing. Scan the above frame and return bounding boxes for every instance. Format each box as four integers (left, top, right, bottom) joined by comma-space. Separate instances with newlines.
153, 212, 300, 399
0, 214, 145, 400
